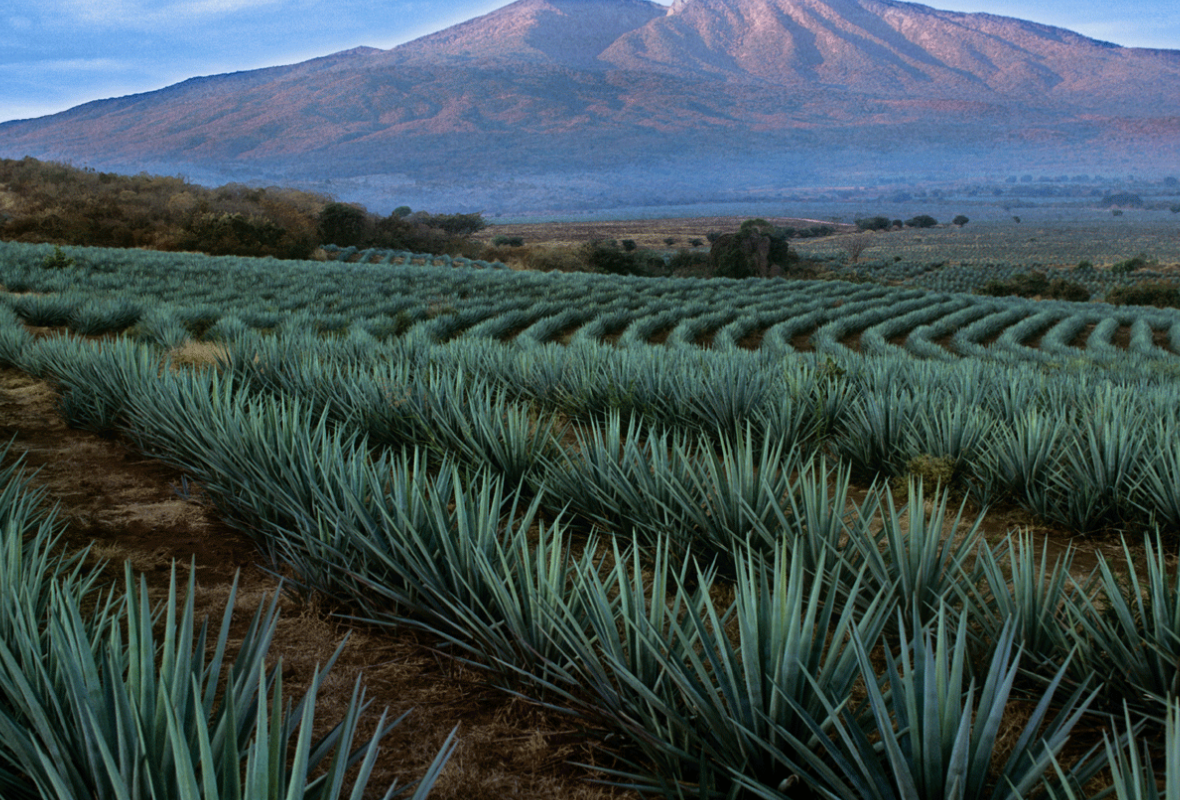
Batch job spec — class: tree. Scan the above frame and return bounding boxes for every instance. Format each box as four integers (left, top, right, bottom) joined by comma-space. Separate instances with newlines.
952, 215, 969, 226
855, 216, 891, 231
708, 219, 797, 279
841, 234, 873, 264
1101, 192, 1143, 208
317, 202, 366, 247
905, 215, 938, 229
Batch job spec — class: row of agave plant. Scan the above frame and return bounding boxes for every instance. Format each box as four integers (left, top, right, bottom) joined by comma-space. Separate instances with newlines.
0, 442, 455, 800
11, 308, 1180, 537
4, 322, 1180, 797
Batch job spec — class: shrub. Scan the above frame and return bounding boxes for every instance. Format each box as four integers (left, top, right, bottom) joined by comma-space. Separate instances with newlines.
795, 225, 834, 238
1075, 260, 1094, 272
621, 239, 637, 251
1046, 279, 1091, 302
581, 240, 658, 277
978, 271, 1090, 301
1102, 192, 1143, 207
667, 248, 710, 274
855, 215, 891, 231
1106, 281, 1180, 308
41, 245, 75, 270
905, 214, 939, 228
492, 234, 524, 247
415, 212, 487, 236
952, 214, 970, 226
978, 271, 1049, 297
1111, 253, 1150, 274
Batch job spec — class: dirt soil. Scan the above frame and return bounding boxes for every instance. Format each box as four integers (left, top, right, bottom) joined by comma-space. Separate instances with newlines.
0, 365, 634, 800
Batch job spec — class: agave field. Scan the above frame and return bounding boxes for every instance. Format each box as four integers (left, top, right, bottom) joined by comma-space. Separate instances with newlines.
4, 238, 1180, 798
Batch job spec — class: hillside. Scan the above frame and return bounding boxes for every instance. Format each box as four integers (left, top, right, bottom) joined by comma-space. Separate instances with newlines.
1, 0, 1178, 211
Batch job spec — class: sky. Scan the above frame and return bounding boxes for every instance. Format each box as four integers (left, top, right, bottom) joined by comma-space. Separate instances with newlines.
2, 0, 1178, 123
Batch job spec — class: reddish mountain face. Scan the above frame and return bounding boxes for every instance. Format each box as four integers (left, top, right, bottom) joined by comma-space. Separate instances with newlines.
2, 0, 1178, 211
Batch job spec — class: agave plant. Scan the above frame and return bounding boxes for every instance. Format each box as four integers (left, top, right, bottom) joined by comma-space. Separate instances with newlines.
1135, 418, 1180, 532
68, 297, 143, 336
1042, 390, 1148, 533
959, 531, 1090, 679
971, 406, 1065, 511
539, 411, 692, 548
0, 563, 453, 800
647, 544, 893, 798
518, 535, 729, 796
767, 612, 1105, 800
1061, 703, 1175, 800
834, 387, 919, 480
843, 480, 985, 629
1057, 535, 1180, 720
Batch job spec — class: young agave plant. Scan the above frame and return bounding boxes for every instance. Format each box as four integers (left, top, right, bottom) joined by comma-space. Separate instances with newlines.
843, 479, 985, 630
958, 532, 1089, 680
1058, 535, 1180, 721
653, 544, 893, 798
1072, 702, 1177, 800
768, 612, 1105, 800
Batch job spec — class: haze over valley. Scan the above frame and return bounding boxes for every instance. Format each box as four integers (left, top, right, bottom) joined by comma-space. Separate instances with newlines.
2, 0, 1178, 213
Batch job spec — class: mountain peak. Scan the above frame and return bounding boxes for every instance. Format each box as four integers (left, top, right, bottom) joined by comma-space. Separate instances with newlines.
1, 0, 1177, 212
387, 0, 667, 68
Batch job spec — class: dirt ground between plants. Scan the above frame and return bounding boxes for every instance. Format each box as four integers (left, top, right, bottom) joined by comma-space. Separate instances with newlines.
0, 357, 1141, 798
0, 365, 634, 800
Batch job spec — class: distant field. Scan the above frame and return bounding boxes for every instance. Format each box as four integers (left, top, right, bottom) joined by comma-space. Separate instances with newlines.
484, 209, 1180, 269
476, 216, 851, 250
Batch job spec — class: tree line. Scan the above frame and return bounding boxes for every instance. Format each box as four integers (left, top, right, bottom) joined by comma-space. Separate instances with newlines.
0, 157, 486, 260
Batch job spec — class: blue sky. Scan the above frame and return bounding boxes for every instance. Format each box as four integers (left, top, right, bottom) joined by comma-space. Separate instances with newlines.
2, 0, 1177, 123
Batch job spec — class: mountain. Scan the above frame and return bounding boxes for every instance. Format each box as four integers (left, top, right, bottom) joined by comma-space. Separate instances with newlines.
2, 0, 1178, 212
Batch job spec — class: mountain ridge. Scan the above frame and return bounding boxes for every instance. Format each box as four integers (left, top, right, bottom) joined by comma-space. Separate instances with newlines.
2, 0, 1177, 212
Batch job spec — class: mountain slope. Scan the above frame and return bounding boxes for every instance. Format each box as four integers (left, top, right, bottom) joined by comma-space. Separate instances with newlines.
1, 0, 1177, 211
